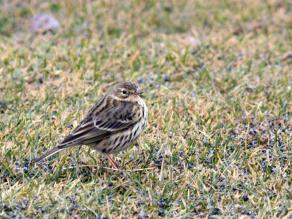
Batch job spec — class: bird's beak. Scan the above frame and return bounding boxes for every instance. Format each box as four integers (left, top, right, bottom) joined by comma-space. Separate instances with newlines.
136, 89, 143, 95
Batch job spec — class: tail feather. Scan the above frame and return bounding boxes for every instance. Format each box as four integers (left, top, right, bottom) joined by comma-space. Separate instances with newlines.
33, 125, 101, 163
33, 145, 68, 163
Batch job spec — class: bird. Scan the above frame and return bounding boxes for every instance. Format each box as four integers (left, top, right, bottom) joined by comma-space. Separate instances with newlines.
33, 81, 148, 169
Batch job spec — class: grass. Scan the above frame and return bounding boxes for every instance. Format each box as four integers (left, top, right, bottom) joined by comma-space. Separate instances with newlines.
0, 0, 291, 218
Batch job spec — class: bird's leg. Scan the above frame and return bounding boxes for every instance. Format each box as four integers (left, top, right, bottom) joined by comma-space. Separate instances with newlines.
107, 154, 119, 169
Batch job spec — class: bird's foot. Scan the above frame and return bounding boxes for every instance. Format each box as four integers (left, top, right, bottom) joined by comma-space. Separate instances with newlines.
107, 155, 119, 170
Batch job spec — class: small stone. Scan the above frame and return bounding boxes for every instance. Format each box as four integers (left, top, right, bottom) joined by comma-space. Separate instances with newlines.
241, 210, 256, 217
162, 74, 170, 82
38, 77, 44, 84
261, 160, 267, 172
0, 101, 8, 113
248, 140, 257, 148
66, 124, 74, 129
158, 199, 166, 208
158, 208, 165, 216
154, 154, 163, 168
137, 210, 146, 219
210, 208, 222, 215
30, 13, 60, 34
242, 194, 249, 202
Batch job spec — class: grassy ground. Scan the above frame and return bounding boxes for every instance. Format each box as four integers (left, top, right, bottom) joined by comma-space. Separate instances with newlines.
0, 0, 291, 218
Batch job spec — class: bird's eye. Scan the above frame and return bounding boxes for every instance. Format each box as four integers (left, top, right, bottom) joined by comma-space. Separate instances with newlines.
121, 89, 128, 95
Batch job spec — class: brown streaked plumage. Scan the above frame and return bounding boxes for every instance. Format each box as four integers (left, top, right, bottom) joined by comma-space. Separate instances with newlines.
33, 81, 148, 168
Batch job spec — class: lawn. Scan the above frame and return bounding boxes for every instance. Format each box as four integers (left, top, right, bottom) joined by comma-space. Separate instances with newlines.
0, 0, 291, 218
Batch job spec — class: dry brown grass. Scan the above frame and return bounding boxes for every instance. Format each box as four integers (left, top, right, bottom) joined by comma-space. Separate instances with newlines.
0, 0, 291, 218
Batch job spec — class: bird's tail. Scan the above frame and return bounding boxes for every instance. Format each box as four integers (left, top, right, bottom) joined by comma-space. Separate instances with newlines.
33, 145, 69, 163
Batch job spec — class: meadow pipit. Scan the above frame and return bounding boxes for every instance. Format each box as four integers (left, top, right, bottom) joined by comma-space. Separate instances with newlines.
33, 81, 148, 169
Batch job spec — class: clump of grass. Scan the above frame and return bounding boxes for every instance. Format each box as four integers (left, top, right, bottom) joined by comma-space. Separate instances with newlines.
0, 0, 291, 218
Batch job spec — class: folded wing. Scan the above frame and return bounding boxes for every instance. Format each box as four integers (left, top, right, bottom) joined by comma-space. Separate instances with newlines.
58, 99, 141, 147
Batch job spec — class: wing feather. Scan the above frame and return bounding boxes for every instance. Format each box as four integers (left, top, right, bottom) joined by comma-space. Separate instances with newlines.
91, 100, 141, 131
58, 97, 141, 147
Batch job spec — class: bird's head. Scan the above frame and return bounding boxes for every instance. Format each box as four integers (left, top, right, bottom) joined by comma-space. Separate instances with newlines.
107, 81, 143, 100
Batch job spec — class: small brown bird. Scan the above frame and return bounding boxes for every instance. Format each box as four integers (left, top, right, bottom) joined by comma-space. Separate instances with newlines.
33, 81, 148, 168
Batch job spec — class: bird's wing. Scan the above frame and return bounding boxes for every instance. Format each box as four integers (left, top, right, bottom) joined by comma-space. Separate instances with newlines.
91, 101, 141, 131
58, 99, 141, 147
